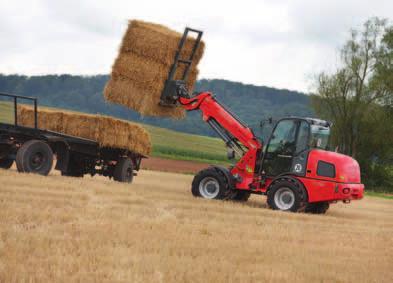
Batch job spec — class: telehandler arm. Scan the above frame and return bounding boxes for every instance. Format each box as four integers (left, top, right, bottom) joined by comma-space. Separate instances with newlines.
159, 27, 262, 190
162, 81, 262, 189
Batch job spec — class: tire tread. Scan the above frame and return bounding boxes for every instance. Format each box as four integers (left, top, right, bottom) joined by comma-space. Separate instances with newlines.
267, 177, 308, 212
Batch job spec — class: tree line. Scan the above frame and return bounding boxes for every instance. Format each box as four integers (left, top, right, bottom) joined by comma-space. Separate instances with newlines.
312, 17, 393, 191
0, 75, 312, 137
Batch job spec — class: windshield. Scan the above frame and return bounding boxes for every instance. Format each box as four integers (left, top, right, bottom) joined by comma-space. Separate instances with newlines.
310, 125, 330, 150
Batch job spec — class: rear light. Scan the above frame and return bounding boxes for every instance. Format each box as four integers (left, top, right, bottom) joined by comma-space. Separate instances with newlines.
343, 188, 350, 194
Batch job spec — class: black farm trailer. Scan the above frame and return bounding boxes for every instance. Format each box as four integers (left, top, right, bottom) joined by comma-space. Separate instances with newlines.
0, 92, 144, 183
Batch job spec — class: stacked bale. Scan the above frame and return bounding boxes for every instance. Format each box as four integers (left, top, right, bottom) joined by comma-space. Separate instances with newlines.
18, 106, 152, 156
104, 20, 205, 119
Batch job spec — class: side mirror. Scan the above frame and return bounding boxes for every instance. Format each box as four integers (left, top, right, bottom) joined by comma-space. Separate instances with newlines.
227, 147, 235, 160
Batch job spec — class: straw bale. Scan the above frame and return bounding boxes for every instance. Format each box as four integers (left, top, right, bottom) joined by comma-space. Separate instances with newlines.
104, 62, 198, 119
111, 52, 199, 89
120, 20, 205, 66
104, 20, 204, 119
18, 106, 151, 156
18, 107, 65, 133
111, 52, 167, 91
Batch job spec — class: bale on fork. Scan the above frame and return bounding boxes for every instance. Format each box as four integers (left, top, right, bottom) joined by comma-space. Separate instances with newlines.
18, 105, 152, 156
104, 20, 205, 119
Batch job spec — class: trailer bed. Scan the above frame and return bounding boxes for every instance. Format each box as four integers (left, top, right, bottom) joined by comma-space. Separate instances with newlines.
0, 92, 143, 183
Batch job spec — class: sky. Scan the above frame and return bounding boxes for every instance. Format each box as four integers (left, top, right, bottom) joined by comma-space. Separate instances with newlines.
0, 0, 392, 92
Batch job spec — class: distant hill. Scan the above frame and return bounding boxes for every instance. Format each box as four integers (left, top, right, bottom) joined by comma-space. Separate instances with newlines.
0, 74, 313, 136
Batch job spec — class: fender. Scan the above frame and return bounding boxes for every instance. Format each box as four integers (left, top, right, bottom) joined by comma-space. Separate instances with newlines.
268, 174, 308, 200
53, 141, 70, 172
211, 165, 236, 189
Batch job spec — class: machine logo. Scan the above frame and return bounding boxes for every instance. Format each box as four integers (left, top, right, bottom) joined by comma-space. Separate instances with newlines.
294, 163, 302, 173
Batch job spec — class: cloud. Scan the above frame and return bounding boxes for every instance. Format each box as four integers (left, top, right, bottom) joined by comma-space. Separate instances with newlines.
0, 0, 391, 92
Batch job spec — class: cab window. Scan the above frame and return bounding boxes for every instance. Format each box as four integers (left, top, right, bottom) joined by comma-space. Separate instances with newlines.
295, 121, 310, 154
310, 125, 330, 150
267, 120, 297, 156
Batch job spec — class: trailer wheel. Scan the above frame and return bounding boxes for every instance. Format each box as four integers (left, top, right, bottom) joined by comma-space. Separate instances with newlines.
191, 167, 231, 200
305, 202, 329, 214
113, 157, 133, 183
0, 158, 13, 169
16, 140, 53, 176
230, 190, 251, 202
267, 178, 307, 212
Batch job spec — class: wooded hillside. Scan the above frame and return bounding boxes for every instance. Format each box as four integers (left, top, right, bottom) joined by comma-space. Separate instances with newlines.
0, 75, 313, 137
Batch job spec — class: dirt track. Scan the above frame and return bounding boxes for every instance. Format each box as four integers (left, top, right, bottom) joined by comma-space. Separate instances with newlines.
141, 156, 211, 173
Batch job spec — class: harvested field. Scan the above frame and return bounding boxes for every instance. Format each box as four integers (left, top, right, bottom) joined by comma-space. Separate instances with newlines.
104, 20, 205, 119
0, 168, 392, 282
18, 105, 151, 156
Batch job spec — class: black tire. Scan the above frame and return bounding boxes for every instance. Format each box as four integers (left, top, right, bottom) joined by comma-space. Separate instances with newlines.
230, 190, 251, 202
267, 178, 308, 212
0, 158, 14, 169
305, 202, 329, 214
16, 140, 53, 176
113, 157, 133, 183
191, 167, 232, 200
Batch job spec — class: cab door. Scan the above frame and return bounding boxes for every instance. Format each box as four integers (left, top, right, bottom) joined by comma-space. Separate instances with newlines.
262, 119, 310, 176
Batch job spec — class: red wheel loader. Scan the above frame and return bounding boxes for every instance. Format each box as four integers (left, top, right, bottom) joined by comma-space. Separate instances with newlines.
159, 28, 364, 213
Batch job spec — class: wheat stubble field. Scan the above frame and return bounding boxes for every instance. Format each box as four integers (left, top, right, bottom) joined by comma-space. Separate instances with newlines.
0, 168, 392, 282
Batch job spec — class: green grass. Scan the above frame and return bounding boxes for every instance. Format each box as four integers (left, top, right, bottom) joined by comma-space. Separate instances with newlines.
143, 124, 228, 164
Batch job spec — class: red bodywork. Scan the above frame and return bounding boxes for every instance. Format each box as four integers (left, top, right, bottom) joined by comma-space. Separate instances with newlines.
180, 92, 364, 204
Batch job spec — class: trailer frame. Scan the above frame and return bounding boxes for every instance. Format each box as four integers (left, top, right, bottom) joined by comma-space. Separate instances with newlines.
0, 92, 143, 182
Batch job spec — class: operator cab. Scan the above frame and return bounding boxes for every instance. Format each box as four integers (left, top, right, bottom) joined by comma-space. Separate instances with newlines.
260, 117, 331, 177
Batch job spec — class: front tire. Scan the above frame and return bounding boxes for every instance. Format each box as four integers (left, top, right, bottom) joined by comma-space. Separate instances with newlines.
0, 158, 14, 169
267, 178, 308, 212
16, 140, 53, 176
191, 167, 231, 200
113, 157, 134, 183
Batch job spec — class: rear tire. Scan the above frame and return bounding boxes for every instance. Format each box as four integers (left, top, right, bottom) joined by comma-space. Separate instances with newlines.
305, 202, 329, 214
113, 157, 133, 183
267, 178, 308, 212
230, 190, 251, 202
16, 140, 53, 176
0, 158, 13, 169
191, 167, 231, 200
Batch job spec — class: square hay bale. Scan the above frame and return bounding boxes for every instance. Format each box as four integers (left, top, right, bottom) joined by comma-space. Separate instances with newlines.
104, 20, 205, 119
18, 106, 151, 156
120, 20, 205, 66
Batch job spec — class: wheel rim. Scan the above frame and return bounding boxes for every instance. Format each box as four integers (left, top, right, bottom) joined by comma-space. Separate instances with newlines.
274, 187, 295, 210
199, 177, 220, 199
29, 152, 46, 171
